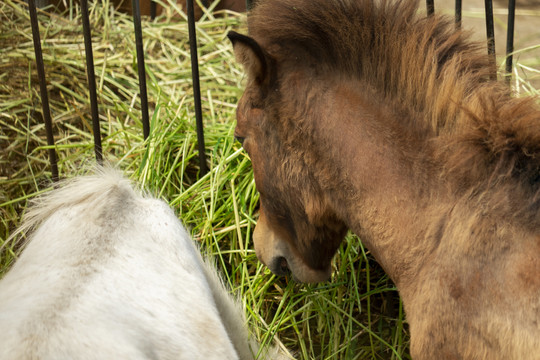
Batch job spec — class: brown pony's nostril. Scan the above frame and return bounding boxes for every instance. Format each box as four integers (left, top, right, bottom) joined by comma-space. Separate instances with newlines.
279, 257, 289, 273
271, 256, 290, 276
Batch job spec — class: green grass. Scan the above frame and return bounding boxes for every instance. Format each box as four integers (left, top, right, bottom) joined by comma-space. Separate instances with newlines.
1, 0, 538, 358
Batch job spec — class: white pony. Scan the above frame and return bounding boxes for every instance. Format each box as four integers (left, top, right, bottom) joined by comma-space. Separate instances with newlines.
0, 168, 287, 360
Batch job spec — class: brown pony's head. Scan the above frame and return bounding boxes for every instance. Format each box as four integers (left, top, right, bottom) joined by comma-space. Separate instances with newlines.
228, 0, 540, 283
228, 31, 347, 283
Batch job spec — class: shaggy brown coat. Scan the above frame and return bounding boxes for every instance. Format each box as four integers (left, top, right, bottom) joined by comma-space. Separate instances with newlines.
229, 0, 540, 358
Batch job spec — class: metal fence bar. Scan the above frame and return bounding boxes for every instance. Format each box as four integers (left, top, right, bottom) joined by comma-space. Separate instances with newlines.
426, 0, 434, 16
27, 0, 520, 179
28, 0, 59, 182
186, 0, 208, 176
484, 0, 497, 80
455, 0, 462, 28
150, 0, 157, 19
505, 0, 516, 84
80, 0, 103, 163
131, 0, 151, 140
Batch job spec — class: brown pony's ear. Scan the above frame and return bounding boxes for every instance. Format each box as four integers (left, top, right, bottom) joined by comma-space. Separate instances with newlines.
227, 31, 269, 85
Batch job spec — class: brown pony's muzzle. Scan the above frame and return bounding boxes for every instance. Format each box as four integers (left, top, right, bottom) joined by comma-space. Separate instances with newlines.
253, 212, 332, 283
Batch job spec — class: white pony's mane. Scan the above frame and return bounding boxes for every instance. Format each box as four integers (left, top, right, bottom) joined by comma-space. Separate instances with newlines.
5, 167, 137, 250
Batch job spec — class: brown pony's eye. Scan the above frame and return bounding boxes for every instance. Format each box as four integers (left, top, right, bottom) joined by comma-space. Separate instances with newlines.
235, 136, 245, 145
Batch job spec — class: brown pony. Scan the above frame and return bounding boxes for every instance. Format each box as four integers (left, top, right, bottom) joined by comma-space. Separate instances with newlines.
228, 0, 540, 358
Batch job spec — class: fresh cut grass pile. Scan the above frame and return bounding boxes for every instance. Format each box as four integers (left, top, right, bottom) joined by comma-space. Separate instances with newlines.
0, 0, 538, 358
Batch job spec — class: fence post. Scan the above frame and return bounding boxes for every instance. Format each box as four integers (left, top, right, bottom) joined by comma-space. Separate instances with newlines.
131, 0, 151, 140
150, 0, 157, 19
80, 0, 103, 163
455, 0, 462, 28
484, 0, 497, 80
505, 0, 516, 85
28, 0, 59, 182
426, 0, 434, 16
186, 0, 208, 176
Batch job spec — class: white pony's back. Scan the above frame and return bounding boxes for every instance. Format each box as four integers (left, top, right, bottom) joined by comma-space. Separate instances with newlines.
0, 168, 284, 360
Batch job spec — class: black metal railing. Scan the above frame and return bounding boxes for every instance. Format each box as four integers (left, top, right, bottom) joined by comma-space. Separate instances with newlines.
28, 0, 59, 181
80, 0, 103, 163
187, 0, 208, 176
505, 0, 516, 84
27, 0, 518, 182
132, 0, 151, 141
425, 0, 506, 80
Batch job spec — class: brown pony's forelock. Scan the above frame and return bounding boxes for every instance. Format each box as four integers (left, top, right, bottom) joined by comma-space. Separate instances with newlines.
248, 0, 540, 213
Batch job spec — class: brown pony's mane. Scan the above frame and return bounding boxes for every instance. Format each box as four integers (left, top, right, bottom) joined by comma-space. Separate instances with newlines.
249, 0, 540, 198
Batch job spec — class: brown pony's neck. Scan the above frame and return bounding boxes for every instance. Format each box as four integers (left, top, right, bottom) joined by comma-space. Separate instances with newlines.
303, 79, 441, 286
294, 76, 537, 292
